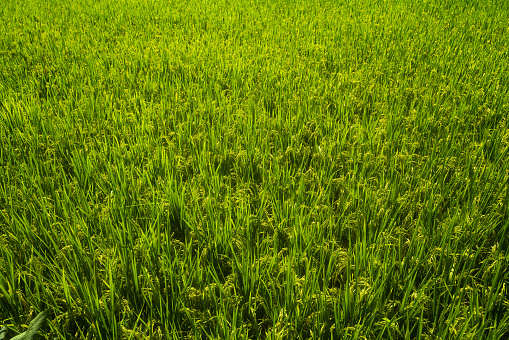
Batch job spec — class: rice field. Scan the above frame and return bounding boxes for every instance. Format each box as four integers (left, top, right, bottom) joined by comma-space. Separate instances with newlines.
0, 0, 508, 338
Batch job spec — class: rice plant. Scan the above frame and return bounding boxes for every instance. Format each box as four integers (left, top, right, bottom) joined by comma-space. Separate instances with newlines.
0, 0, 508, 338
0, 310, 49, 340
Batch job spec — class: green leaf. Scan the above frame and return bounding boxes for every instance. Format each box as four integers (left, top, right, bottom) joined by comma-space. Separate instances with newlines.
0, 326, 13, 340
9, 310, 49, 340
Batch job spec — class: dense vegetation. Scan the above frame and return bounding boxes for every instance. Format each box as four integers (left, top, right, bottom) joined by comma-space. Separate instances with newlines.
1, 0, 508, 338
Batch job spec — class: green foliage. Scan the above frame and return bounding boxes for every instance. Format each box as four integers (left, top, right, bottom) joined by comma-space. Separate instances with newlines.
1, 0, 508, 338
0, 310, 49, 340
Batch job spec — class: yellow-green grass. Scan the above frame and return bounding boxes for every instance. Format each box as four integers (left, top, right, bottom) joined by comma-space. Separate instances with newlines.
0, 0, 508, 338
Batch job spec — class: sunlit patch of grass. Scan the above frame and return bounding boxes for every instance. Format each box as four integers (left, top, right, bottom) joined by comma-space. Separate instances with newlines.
1, 0, 509, 338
